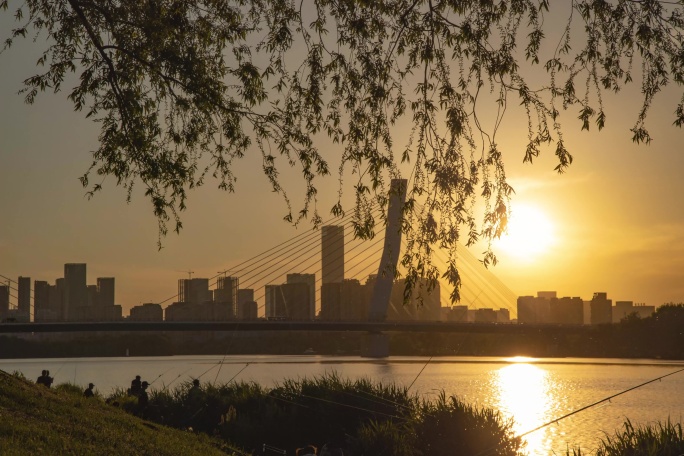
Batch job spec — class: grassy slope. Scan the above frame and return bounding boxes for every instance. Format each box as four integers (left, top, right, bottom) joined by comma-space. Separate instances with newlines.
0, 370, 235, 456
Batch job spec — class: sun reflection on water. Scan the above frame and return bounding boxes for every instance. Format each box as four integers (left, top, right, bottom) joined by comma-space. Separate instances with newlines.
494, 363, 554, 455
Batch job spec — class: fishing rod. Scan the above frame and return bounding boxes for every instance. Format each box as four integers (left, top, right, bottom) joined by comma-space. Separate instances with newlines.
162, 367, 194, 392
149, 366, 176, 386
474, 365, 684, 456
225, 363, 250, 385
518, 366, 684, 438
213, 354, 229, 386
408, 356, 433, 391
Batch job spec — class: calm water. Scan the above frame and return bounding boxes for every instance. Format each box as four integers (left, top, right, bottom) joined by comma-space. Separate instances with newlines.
2, 355, 683, 455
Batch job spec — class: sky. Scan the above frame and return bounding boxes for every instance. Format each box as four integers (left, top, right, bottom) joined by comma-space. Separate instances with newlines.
2, 5, 684, 316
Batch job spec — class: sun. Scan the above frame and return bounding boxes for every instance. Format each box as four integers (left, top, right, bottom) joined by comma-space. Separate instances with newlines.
494, 204, 556, 260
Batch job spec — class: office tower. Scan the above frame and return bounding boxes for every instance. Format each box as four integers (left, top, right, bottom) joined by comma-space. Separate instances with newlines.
215, 276, 239, 317
64, 263, 87, 321
178, 278, 211, 305
320, 282, 341, 320
340, 279, 367, 320
496, 308, 511, 323
240, 300, 258, 320
87, 285, 99, 307
0, 285, 9, 321
280, 282, 310, 320
517, 293, 552, 324
550, 297, 584, 325
286, 273, 315, 319
264, 284, 280, 319
97, 277, 115, 307
590, 292, 612, 325
18, 276, 31, 322
237, 289, 254, 319
322, 225, 344, 284
34, 280, 49, 321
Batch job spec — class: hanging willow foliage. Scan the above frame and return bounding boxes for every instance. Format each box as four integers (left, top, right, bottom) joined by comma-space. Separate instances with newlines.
2, 0, 683, 301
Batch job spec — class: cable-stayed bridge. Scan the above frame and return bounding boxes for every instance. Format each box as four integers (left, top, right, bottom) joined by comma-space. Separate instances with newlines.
1, 180, 519, 333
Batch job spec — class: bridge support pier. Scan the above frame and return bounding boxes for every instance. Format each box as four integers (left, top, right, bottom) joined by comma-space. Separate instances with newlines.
361, 332, 389, 358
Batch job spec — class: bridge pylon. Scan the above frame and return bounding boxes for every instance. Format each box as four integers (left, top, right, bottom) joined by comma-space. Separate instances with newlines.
363, 178, 407, 358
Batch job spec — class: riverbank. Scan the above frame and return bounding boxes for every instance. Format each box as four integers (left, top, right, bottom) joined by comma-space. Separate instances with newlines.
0, 370, 237, 455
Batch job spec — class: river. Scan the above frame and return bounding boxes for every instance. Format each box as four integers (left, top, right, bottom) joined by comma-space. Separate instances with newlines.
2, 355, 683, 455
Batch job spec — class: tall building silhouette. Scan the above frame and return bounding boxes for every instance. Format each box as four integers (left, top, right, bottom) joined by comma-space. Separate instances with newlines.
17, 276, 31, 322
264, 284, 280, 319
178, 278, 211, 305
322, 225, 344, 284
64, 263, 87, 321
590, 292, 612, 325
215, 276, 239, 317
286, 273, 315, 319
0, 285, 9, 322
97, 277, 115, 307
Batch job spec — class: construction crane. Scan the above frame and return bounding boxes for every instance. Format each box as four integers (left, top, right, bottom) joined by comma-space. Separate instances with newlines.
176, 270, 195, 280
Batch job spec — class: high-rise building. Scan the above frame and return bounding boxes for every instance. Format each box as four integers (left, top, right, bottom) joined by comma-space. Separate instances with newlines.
340, 279, 367, 320
87, 285, 99, 307
286, 273, 315, 319
178, 278, 212, 305
590, 292, 612, 325
265, 284, 281, 319
215, 276, 239, 317
237, 289, 254, 319
322, 225, 344, 284
34, 280, 50, 321
97, 277, 115, 307
0, 285, 9, 321
517, 293, 552, 324
550, 297, 584, 325
280, 283, 310, 320
64, 263, 87, 321
17, 276, 31, 322
239, 300, 258, 320
320, 282, 342, 320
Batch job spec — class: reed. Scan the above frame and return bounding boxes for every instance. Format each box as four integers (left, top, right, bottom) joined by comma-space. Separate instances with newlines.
103, 371, 524, 455
568, 419, 684, 456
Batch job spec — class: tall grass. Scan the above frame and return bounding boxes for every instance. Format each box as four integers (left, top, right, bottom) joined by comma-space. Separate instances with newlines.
568, 419, 684, 456
105, 372, 524, 455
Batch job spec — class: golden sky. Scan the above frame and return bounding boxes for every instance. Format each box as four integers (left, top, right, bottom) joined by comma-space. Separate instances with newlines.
2, 6, 684, 315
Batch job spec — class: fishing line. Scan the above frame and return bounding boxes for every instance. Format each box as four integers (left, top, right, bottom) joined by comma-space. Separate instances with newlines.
474, 365, 684, 456
226, 363, 250, 385
149, 366, 176, 386
162, 367, 194, 391
517, 366, 684, 438
407, 356, 433, 391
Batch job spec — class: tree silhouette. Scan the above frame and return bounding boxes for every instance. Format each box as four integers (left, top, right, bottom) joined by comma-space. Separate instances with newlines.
2, 0, 683, 300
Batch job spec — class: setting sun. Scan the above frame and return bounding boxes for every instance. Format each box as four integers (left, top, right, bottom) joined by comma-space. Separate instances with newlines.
494, 204, 556, 260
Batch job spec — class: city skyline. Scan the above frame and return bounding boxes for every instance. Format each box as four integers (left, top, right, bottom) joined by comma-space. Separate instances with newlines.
0, 255, 662, 321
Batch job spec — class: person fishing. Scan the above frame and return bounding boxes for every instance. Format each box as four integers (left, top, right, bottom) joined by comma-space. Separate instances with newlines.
129, 375, 142, 396
38, 369, 54, 388
137, 381, 150, 416
36, 370, 48, 387
83, 383, 95, 398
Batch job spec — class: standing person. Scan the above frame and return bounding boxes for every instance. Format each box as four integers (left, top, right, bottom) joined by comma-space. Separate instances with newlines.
83, 383, 95, 398
129, 375, 142, 396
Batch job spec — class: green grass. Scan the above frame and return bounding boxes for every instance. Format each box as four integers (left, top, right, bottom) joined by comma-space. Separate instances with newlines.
0, 370, 239, 455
